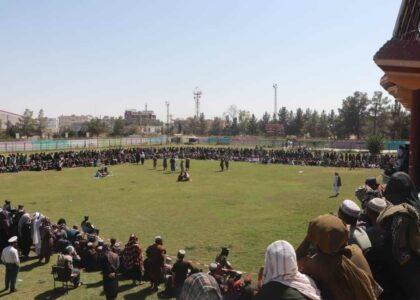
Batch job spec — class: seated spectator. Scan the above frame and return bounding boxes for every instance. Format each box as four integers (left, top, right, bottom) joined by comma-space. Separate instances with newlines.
177, 171, 191, 182
225, 271, 244, 300
57, 246, 82, 287
179, 272, 222, 300
215, 247, 232, 270
66, 245, 81, 268
296, 214, 380, 300
67, 225, 80, 243
355, 177, 384, 209
365, 198, 387, 249
81, 216, 99, 235
377, 172, 420, 299
364, 197, 392, 299
338, 199, 371, 252
208, 263, 223, 285
255, 240, 320, 300
239, 275, 253, 300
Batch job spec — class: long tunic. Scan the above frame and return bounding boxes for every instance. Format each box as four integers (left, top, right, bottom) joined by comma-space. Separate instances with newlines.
145, 243, 165, 284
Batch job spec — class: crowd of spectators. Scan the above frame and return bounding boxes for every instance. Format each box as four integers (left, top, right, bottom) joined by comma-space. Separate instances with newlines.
0, 146, 394, 173
0, 171, 419, 299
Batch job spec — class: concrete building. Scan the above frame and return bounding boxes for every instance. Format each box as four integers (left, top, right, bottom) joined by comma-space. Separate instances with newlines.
124, 109, 157, 125
0, 109, 22, 129
58, 115, 92, 132
45, 118, 59, 134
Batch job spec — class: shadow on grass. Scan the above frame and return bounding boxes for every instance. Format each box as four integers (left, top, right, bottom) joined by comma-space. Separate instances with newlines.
33, 288, 67, 300
123, 286, 158, 300
84, 280, 103, 289
20, 260, 43, 272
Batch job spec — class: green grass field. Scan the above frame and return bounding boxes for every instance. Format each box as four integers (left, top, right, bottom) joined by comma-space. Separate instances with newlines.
0, 160, 381, 299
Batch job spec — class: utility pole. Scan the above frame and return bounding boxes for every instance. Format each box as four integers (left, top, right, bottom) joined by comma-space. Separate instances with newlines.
193, 87, 202, 118
165, 101, 170, 126
273, 83, 278, 119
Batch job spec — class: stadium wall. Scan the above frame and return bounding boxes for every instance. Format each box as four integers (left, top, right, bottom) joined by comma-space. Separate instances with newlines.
0, 136, 169, 152
0, 136, 407, 152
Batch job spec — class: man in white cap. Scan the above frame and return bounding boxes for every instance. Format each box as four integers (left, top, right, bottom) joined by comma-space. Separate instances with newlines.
338, 199, 372, 252
171, 249, 196, 297
365, 198, 387, 249
332, 172, 342, 197
1, 236, 20, 292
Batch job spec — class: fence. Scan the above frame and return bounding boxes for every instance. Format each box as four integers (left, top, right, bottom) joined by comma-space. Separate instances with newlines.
0, 136, 408, 152
0, 136, 168, 152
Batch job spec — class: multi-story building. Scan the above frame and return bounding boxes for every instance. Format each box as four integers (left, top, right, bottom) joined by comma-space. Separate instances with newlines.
0, 109, 22, 129
45, 118, 59, 134
124, 109, 157, 125
58, 115, 92, 132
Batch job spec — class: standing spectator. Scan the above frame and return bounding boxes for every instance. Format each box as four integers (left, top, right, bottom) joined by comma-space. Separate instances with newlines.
1, 236, 20, 293
32, 212, 43, 256
332, 172, 341, 197
39, 218, 54, 264
185, 158, 190, 171
140, 151, 145, 165
163, 156, 168, 171
171, 249, 196, 297
17, 213, 32, 259
100, 245, 120, 300
145, 236, 166, 291
122, 234, 143, 285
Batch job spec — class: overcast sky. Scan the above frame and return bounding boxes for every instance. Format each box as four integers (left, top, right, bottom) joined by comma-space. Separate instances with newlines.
0, 0, 401, 120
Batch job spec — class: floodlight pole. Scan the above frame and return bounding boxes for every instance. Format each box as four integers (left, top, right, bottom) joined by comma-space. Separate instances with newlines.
273, 83, 278, 119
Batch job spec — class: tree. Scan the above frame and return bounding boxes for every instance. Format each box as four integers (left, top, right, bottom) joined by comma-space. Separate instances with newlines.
388, 99, 410, 140
18, 109, 36, 137
87, 118, 108, 137
238, 110, 250, 135
37, 109, 48, 136
290, 108, 304, 136
278, 107, 289, 135
112, 117, 125, 136
366, 135, 384, 155
230, 117, 240, 135
5, 120, 19, 138
259, 112, 270, 134
198, 113, 208, 135
224, 105, 239, 120
369, 91, 390, 135
209, 117, 224, 135
318, 110, 329, 138
223, 116, 232, 135
338, 91, 370, 138
247, 114, 259, 135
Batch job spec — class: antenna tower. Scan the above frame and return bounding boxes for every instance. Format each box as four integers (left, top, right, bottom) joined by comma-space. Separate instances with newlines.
193, 87, 202, 118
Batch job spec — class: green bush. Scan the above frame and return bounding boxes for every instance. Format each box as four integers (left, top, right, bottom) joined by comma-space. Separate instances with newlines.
366, 135, 384, 155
